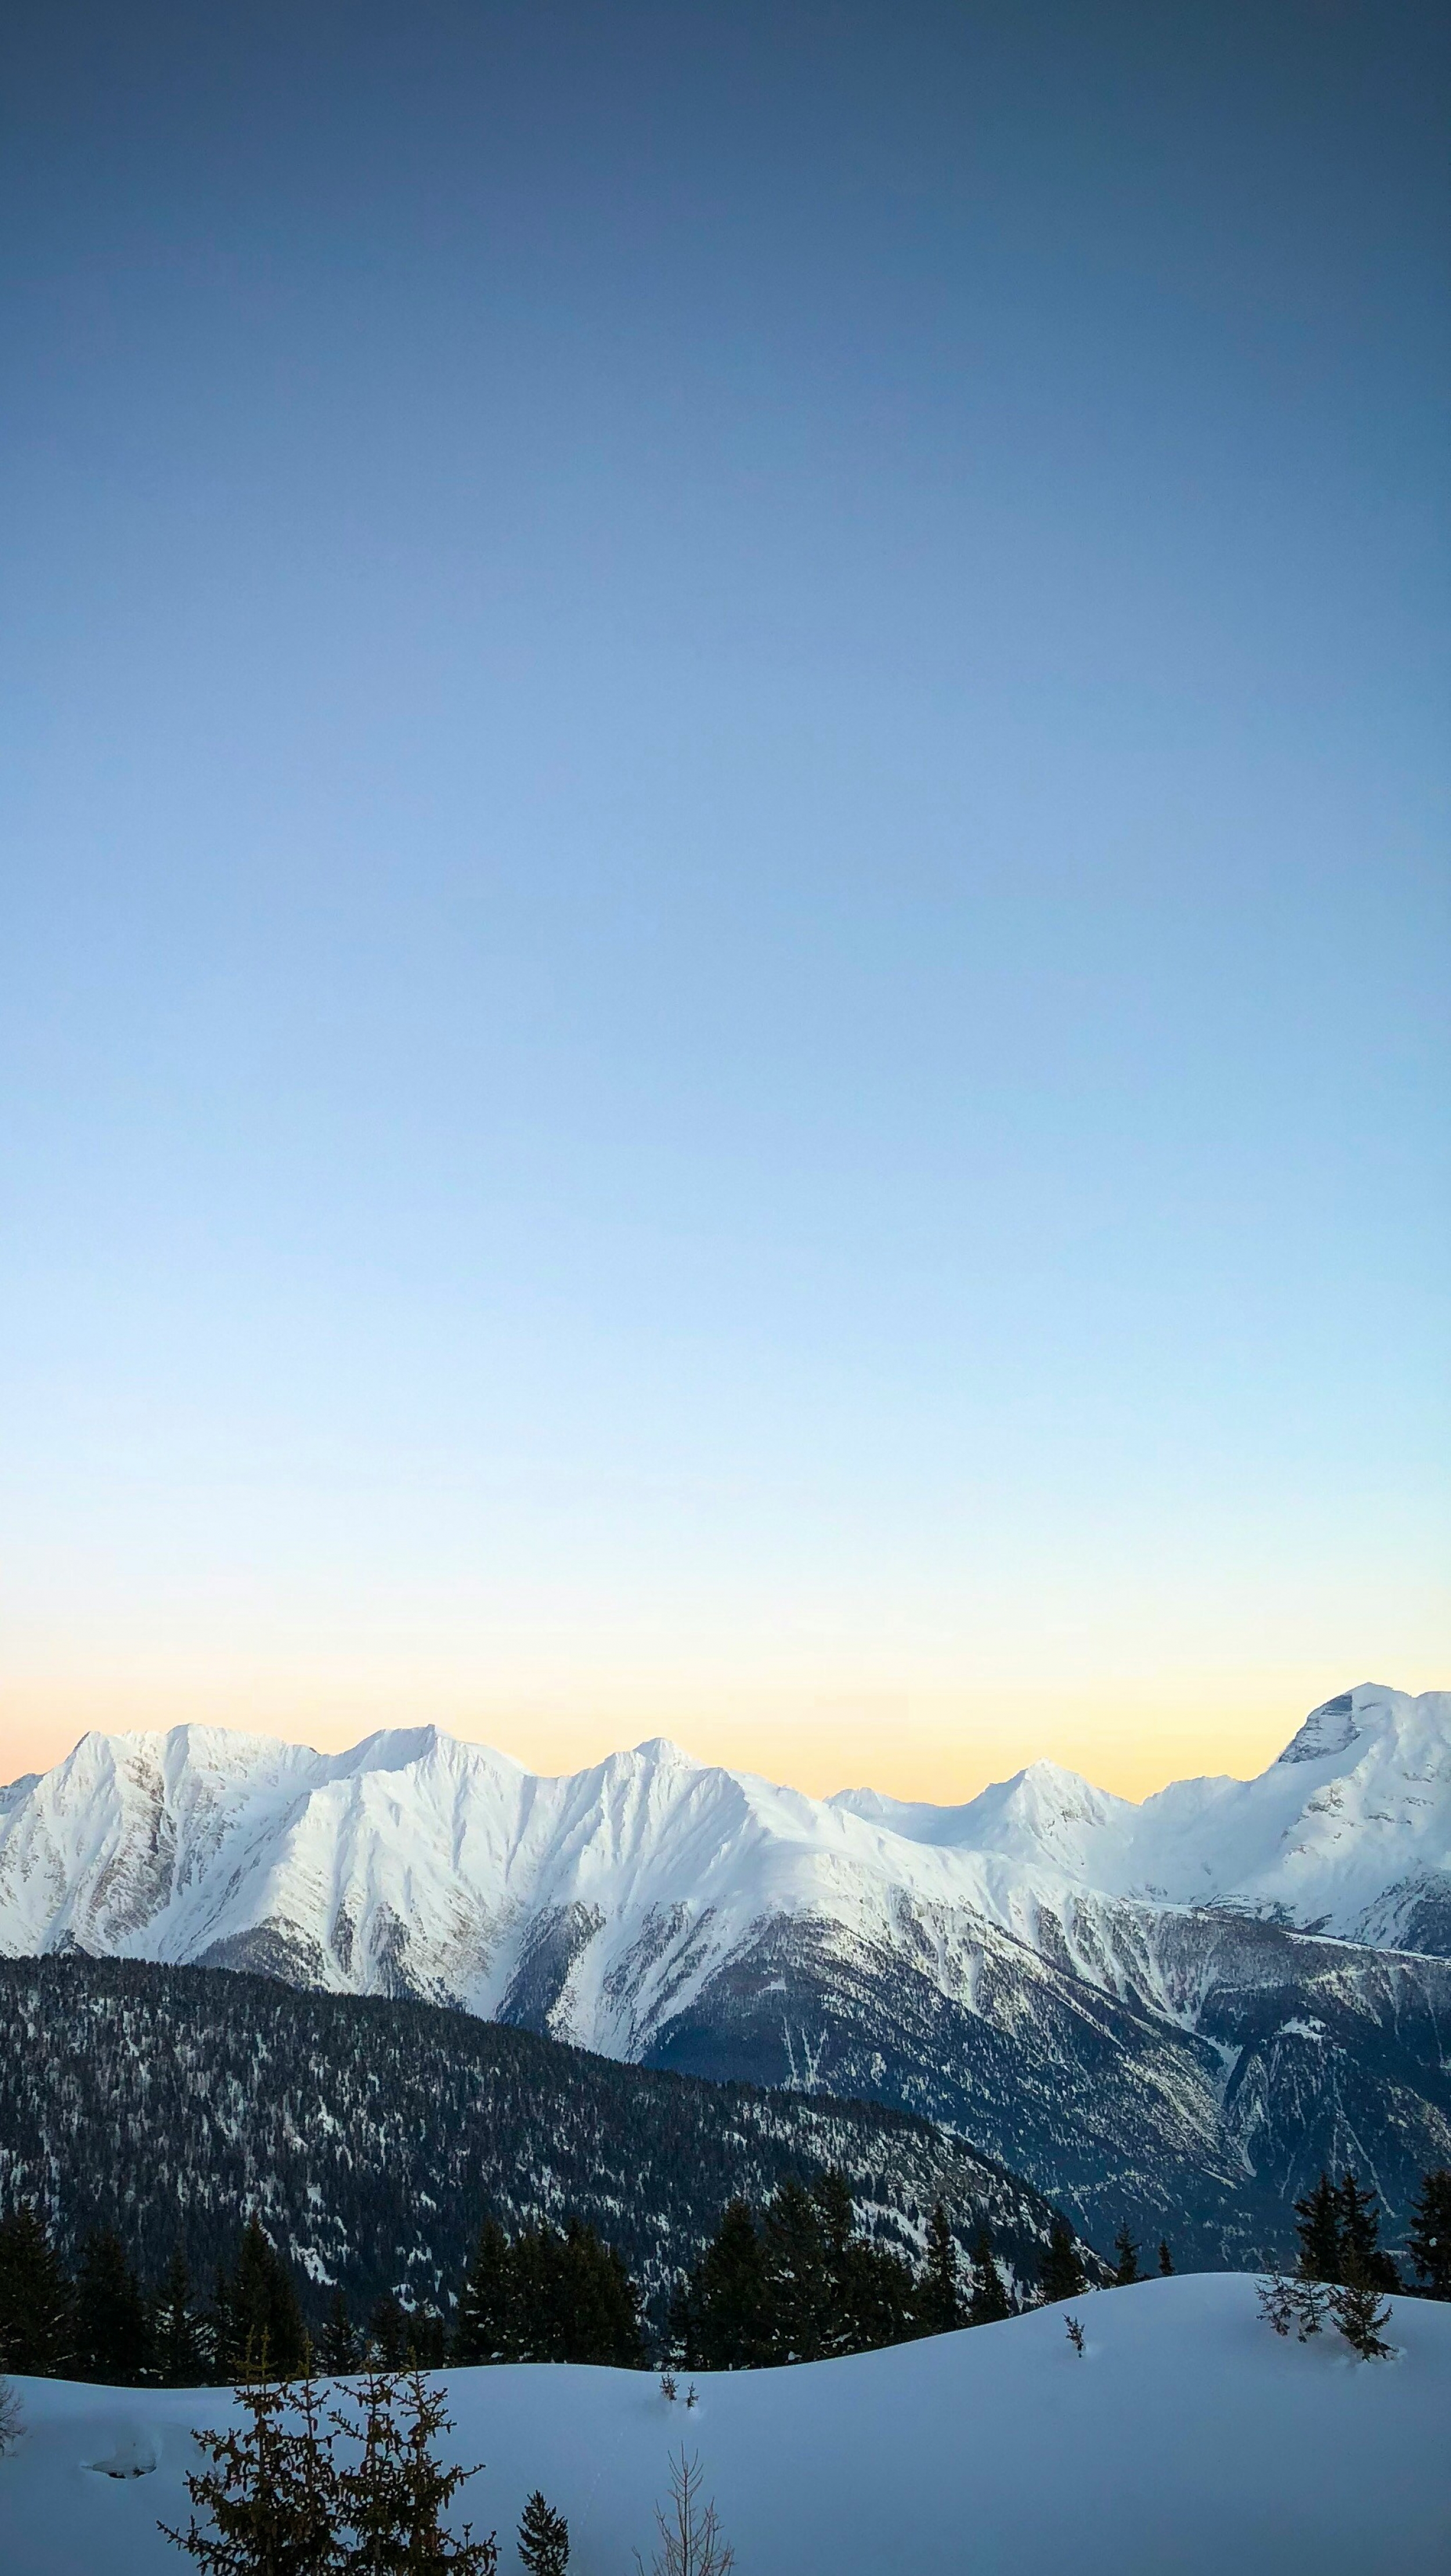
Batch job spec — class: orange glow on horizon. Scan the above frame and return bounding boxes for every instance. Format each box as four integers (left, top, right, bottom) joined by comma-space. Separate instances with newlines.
2, 1662, 1436, 1806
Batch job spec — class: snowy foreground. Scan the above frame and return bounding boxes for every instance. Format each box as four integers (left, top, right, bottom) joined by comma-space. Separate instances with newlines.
2, 2277, 1448, 2576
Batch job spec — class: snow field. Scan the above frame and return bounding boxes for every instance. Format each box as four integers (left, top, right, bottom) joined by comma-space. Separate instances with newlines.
1, 2275, 1447, 2576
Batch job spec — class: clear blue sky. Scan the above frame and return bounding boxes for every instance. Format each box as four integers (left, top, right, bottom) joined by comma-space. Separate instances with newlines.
2, 1, 1446, 1796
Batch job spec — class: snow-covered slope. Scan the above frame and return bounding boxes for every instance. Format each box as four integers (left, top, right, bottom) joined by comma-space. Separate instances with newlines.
2, 2278, 1448, 2576
2, 1689, 1449, 2261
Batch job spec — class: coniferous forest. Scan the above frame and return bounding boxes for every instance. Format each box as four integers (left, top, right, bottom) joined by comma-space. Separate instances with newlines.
0, 1955, 1087, 2361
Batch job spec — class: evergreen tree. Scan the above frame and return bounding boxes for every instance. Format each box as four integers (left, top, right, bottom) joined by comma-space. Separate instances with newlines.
1294, 2172, 1344, 2283
517, 2490, 569, 2576
1037, 2215, 1087, 2306
1406, 2167, 1451, 2300
1293, 2273, 1330, 2339
1334, 2172, 1399, 2292
916, 2202, 962, 2336
811, 2172, 857, 2357
453, 2216, 644, 2369
966, 2221, 1012, 2326
75, 2226, 150, 2383
1255, 2270, 1295, 2336
760, 2180, 831, 2364
334, 2365, 497, 2572
835, 2234, 916, 2354
1330, 2261, 1394, 2362
367, 2297, 412, 2369
0, 2201, 75, 2376
207, 2263, 237, 2387
453, 2221, 514, 2365
161, 2352, 343, 2574
1111, 2226, 1139, 2287
685, 2201, 770, 2371
154, 2247, 205, 2387
319, 2290, 359, 2378
1157, 2239, 1174, 2277
225, 2216, 308, 2381
557, 2219, 643, 2367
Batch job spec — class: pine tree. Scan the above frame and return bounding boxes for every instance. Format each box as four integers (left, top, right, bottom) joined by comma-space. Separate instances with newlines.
1294, 2172, 1344, 2283
1037, 2215, 1087, 2305
154, 2247, 205, 2387
557, 2219, 644, 2367
1293, 2273, 1330, 2339
966, 2221, 1012, 2326
454, 2221, 514, 2365
1157, 2239, 1174, 2277
1406, 2167, 1451, 2299
334, 2365, 497, 2572
760, 2181, 831, 2364
811, 2172, 857, 2357
1330, 2261, 1394, 2362
367, 2297, 412, 2369
517, 2490, 569, 2576
1111, 2226, 1139, 2287
1256, 2270, 1295, 2336
1334, 2172, 1399, 2292
319, 2290, 359, 2377
226, 2216, 308, 2381
0, 2201, 75, 2376
917, 2202, 961, 2335
687, 2201, 770, 2371
75, 2227, 150, 2383
161, 2351, 344, 2574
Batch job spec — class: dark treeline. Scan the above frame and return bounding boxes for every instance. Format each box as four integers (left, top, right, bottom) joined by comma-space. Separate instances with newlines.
669, 2177, 1018, 2368
0, 2183, 1076, 2387
1291, 2165, 1451, 2295
0, 2200, 643, 2386
6, 2165, 1445, 2388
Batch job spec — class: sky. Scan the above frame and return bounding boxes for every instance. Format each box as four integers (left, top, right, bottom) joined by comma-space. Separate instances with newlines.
1, 1, 1446, 1803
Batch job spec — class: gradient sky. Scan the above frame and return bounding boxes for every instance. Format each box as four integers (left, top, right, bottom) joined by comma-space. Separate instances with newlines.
2, 1, 1446, 1802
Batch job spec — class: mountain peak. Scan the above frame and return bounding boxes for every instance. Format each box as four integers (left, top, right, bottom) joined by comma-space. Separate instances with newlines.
1275, 1686, 1374, 1766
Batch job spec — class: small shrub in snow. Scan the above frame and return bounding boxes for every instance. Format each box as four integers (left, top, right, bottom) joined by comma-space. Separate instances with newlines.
660, 2372, 677, 2402
684, 2382, 699, 2409
636, 2448, 734, 2576
1331, 2267, 1395, 2362
1064, 2315, 1085, 2357
1293, 2275, 1330, 2340
0, 2374, 21, 2455
1256, 2272, 1295, 2337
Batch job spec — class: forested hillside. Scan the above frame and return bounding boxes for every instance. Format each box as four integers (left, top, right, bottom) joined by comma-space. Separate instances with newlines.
0, 1957, 1086, 2329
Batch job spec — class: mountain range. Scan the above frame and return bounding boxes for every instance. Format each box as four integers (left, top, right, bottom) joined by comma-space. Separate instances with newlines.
3, 1681, 1449, 2263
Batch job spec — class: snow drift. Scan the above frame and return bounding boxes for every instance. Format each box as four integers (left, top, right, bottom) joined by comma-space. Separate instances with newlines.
1, 2276, 1446, 2576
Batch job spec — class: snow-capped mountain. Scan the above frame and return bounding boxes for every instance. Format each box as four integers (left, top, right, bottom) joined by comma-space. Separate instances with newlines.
833, 1684, 1451, 1955
2, 1683, 1449, 2261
